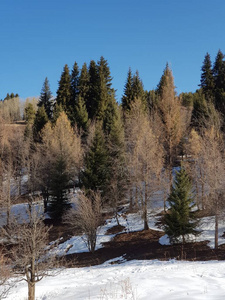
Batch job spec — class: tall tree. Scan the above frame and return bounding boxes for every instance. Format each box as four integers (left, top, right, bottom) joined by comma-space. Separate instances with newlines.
213, 50, 225, 116
122, 68, 133, 111
86, 60, 98, 119
56, 64, 71, 112
164, 167, 200, 244
81, 123, 109, 197
69, 61, 80, 120
200, 53, 214, 102
157, 64, 182, 185
32, 105, 48, 142
38, 77, 53, 119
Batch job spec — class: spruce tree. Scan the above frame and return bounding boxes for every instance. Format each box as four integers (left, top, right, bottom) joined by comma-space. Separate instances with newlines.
200, 53, 214, 102
81, 124, 109, 196
48, 156, 70, 220
33, 105, 48, 142
86, 60, 98, 119
39, 77, 53, 119
213, 50, 225, 115
74, 95, 89, 134
79, 62, 89, 101
56, 64, 71, 112
69, 61, 80, 115
122, 68, 133, 111
164, 167, 200, 244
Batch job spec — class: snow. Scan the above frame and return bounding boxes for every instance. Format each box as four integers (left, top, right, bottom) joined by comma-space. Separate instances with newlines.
2, 199, 225, 299
4, 260, 225, 299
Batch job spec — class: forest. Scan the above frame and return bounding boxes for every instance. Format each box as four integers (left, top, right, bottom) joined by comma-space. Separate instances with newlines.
1, 50, 225, 299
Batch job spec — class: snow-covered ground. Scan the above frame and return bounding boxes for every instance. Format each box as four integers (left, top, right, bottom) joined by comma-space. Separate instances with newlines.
2, 199, 225, 299
4, 259, 225, 299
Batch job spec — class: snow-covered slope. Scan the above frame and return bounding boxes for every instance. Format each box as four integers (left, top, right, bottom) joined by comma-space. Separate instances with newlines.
5, 259, 225, 300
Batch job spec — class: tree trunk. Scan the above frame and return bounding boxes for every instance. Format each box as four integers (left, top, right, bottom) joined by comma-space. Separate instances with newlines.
28, 282, 35, 300
215, 204, 219, 250
143, 181, 149, 230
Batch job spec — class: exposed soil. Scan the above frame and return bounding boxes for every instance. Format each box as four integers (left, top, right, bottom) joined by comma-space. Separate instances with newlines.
63, 226, 225, 268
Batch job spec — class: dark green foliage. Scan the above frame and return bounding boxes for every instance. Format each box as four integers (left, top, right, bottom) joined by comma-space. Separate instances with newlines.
52, 103, 64, 124
24, 103, 36, 123
74, 95, 89, 133
48, 156, 70, 220
39, 77, 53, 119
69, 61, 80, 119
4, 93, 19, 100
213, 50, 225, 115
122, 68, 133, 111
164, 167, 200, 244
56, 64, 71, 112
156, 62, 170, 97
179, 92, 194, 108
86, 60, 99, 119
200, 53, 214, 102
79, 62, 89, 100
81, 124, 109, 196
122, 68, 145, 112
33, 106, 48, 142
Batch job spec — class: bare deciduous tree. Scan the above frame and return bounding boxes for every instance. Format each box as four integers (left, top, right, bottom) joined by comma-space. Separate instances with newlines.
64, 190, 102, 253
1, 203, 58, 300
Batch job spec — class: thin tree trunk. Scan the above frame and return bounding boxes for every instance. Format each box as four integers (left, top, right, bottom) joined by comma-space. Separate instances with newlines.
143, 181, 149, 230
215, 202, 219, 250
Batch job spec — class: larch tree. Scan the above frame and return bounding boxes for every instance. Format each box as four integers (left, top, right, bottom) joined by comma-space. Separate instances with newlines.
41, 112, 83, 219
125, 98, 163, 229
157, 64, 182, 187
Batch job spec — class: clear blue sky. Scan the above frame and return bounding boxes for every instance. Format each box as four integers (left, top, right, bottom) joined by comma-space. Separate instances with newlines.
1, 0, 225, 101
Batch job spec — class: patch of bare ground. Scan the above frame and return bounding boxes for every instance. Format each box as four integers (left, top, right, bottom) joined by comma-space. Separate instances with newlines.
63, 226, 225, 268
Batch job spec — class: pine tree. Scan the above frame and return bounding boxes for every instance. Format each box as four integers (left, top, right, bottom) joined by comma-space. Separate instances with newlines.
122, 68, 133, 111
164, 167, 200, 244
200, 53, 214, 102
79, 62, 89, 100
74, 95, 89, 133
69, 61, 80, 117
86, 60, 98, 119
132, 70, 145, 103
213, 50, 225, 115
56, 64, 71, 112
81, 124, 109, 196
33, 105, 48, 142
39, 77, 53, 119
48, 156, 70, 220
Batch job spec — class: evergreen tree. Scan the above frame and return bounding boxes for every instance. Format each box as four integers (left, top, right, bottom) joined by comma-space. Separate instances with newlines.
86, 60, 99, 119
132, 70, 145, 103
74, 95, 89, 133
33, 105, 48, 142
122, 68, 133, 111
200, 53, 214, 102
69, 61, 80, 114
213, 50, 225, 115
39, 77, 53, 119
52, 103, 64, 124
164, 167, 200, 244
191, 90, 209, 129
81, 124, 109, 196
24, 103, 36, 124
48, 156, 70, 220
79, 62, 89, 100
56, 64, 71, 112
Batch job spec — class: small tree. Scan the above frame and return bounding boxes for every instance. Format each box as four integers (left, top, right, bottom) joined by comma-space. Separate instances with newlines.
1, 203, 57, 300
164, 167, 200, 244
64, 190, 102, 253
